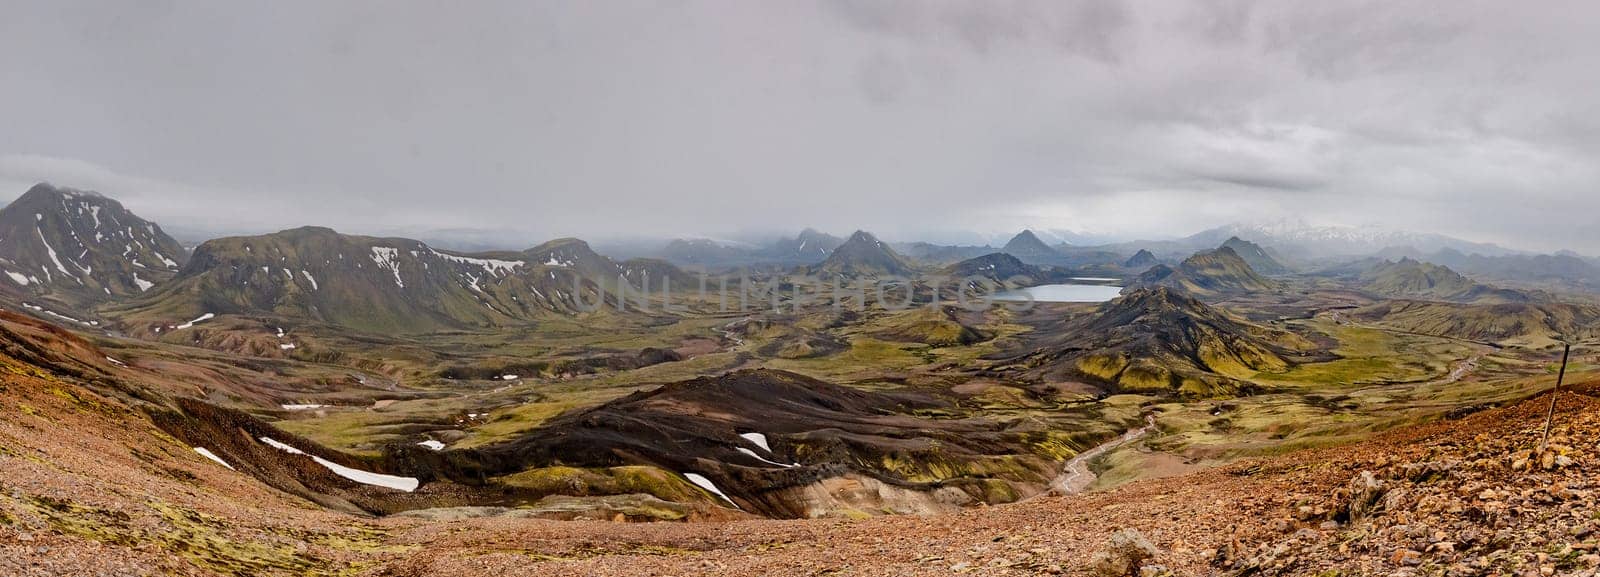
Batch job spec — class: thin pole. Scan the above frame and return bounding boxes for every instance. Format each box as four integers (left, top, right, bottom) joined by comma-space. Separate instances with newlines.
1541, 343, 1571, 450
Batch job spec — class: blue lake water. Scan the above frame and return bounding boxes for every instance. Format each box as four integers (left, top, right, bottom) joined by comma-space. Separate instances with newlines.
990, 283, 1123, 303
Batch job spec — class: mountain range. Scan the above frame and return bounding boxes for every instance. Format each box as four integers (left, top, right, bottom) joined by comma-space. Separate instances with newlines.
657, 229, 847, 268
5, 181, 1593, 342
1180, 220, 1523, 259
111, 227, 687, 334
632, 222, 1583, 284
1376, 246, 1600, 289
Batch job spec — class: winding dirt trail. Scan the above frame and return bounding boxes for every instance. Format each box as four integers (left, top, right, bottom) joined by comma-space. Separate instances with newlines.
1041, 415, 1158, 497
717, 317, 750, 348
1430, 354, 1481, 385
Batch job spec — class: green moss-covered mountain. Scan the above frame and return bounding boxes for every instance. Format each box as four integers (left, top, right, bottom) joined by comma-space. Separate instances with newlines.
0, 183, 187, 302
112, 227, 683, 334
1007, 287, 1308, 396
1129, 246, 1277, 296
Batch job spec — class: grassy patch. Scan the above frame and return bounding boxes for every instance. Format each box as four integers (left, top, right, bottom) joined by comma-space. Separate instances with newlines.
1262, 319, 1470, 388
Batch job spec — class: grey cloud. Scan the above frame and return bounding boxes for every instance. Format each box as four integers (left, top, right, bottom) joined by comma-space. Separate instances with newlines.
854, 52, 908, 105
1, 0, 1599, 253
1185, 0, 1257, 46
1259, 2, 1470, 79
1184, 171, 1325, 193
825, 0, 1131, 61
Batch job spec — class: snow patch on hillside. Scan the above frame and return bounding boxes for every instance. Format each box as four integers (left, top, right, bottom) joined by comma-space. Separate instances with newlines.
175, 313, 214, 329
370, 247, 404, 288
258, 436, 419, 492
683, 473, 739, 508
431, 250, 524, 276
736, 447, 798, 468
193, 447, 235, 470
22, 303, 90, 325
739, 432, 772, 452
35, 221, 74, 280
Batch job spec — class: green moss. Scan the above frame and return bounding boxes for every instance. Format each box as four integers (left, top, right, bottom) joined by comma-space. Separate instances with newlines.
975, 478, 1021, 503
1264, 319, 1471, 388
879, 450, 1045, 485
495, 465, 711, 505
1021, 430, 1089, 461
305, 525, 418, 555
49, 387, 80, 404
0, 358, 55, 380
1077, 354, 1129, 381
1118, 361, 1174, 393
839, 508, 872, 520
0, 490, 398, 577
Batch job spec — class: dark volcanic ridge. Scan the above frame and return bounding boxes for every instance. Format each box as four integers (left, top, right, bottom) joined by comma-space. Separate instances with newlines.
430, 368, 1067, 518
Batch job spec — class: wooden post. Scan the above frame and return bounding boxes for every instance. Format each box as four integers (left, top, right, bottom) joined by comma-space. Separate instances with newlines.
1541, 343, 1571, 450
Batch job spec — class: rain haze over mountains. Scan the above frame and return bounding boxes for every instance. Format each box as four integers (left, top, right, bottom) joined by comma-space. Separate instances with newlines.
3, 1, 1600, 254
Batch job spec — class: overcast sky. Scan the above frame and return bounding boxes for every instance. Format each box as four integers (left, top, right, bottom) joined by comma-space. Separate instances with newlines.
2, 1, 1597, 252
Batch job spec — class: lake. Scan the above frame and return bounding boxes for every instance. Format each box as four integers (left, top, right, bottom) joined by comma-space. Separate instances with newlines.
990, 283, 1123, 303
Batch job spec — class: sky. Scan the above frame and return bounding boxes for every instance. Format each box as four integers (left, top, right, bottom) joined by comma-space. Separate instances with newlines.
2, 1, 1598, 253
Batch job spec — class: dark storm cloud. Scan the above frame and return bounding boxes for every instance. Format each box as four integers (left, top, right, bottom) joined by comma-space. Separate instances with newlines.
1184, 170, 1325, 193
825, 0, 1130, 61
1, 0, 1598, 253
